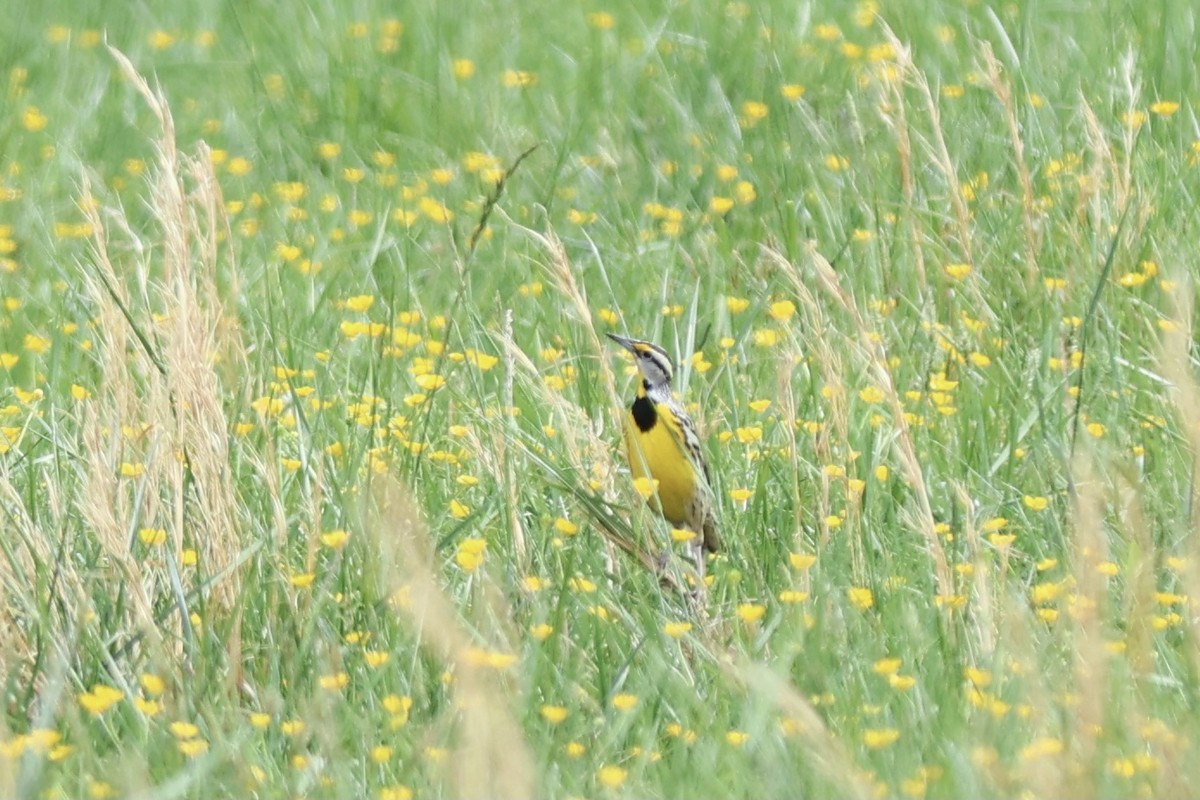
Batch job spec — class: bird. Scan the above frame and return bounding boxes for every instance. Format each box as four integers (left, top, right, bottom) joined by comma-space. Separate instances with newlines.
606, 333, 720, 581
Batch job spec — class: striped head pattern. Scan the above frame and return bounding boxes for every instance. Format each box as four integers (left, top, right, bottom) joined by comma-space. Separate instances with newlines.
606, 333, 674, 394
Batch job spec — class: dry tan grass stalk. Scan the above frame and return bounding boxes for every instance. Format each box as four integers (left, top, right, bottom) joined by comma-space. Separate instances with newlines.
767, 246, 849, 553
1113, 473, 1155, 679
510, 220, 623, 428
879, 28, 974, 269
767, 245, 952, 597
76, 176, 147, 435
1063, 455, 1109, 799
0, 484, 34, 681
1160, 285, 1200, 513
106, 46, 244, 608
76, 183, 167, 646
774, 351, 807, 537
1113, 52, 1140, 211
462, 413, 530, 567
62, 46, 248, 665
876, 31, 928, 292
813, 400, 841, 556
368, 478, 534, 798
812, 355, 847, 553
0, 567, 9, 684
1078, 98, 1117, 240
993, 596, 1057, 795
879, 28, 999, 326
954, 482, 995, 658
493, 335, 605, 489
1157, 282, 1200, 679
980, 42, 1041, 287
730, 660, 873, 800
496, 308, 527, 563
1080, 85, 1155, 253
247, 432, 290, 551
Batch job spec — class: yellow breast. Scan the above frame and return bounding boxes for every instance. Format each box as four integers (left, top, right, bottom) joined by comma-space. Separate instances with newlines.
622, 401, 698, 526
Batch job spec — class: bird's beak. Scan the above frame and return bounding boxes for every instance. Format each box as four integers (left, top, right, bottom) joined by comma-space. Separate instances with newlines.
606, 332, 637, 353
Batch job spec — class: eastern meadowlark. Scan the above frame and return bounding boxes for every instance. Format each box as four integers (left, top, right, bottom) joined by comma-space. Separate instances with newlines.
607, 333, 720, 577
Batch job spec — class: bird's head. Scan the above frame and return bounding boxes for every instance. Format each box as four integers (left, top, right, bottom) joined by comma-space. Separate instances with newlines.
607, 333, 674, 394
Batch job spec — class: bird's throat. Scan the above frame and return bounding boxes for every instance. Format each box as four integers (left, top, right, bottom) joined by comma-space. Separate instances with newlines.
631, 395, 657, 432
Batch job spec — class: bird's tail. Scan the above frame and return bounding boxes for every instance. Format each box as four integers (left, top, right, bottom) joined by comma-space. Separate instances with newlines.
702, 515, 721, 553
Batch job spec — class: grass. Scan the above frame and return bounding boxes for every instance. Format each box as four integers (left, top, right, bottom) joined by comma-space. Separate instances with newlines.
3, 1, 1200, 797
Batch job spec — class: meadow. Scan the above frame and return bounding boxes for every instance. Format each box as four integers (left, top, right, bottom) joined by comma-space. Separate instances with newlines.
3, 1, 1200, 797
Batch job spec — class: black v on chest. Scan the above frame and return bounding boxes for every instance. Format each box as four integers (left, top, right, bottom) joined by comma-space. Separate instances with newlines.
631, 395, 657, 432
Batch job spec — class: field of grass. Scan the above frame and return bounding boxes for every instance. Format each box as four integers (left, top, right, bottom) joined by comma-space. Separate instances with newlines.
4, 1, 1200, 797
